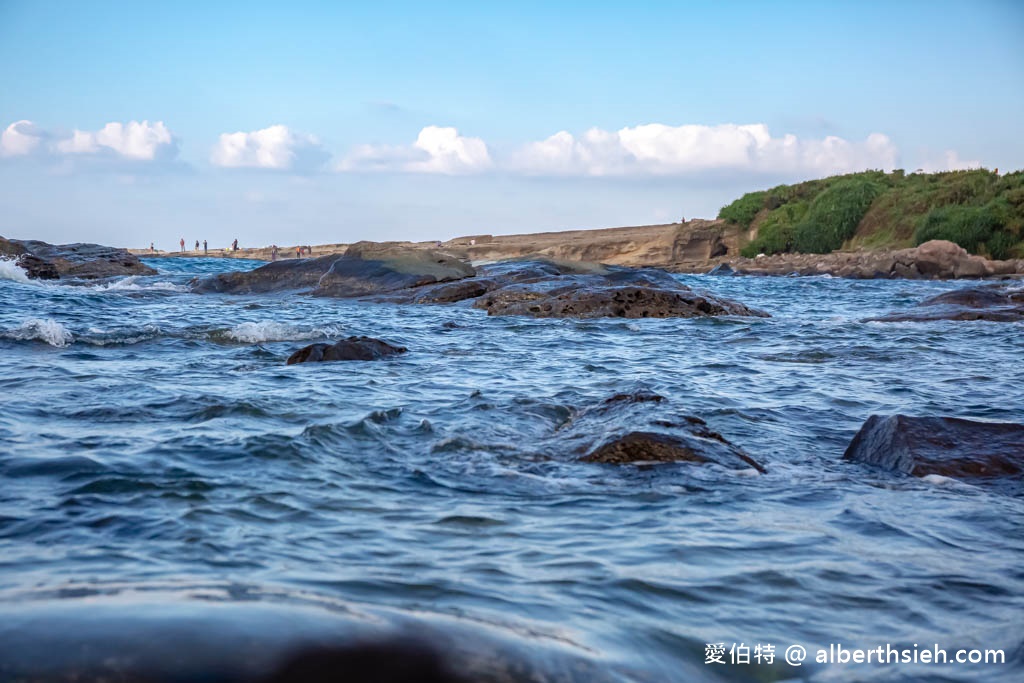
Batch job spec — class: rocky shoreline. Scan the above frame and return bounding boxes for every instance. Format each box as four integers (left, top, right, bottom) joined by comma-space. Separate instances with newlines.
130, 221, 1024, 281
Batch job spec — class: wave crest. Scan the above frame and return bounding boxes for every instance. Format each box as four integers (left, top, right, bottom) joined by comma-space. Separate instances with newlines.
3, 318, 73, 347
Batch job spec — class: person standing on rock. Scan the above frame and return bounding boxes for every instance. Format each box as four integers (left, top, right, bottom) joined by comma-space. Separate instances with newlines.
271, 245, 278, 261
194, 240, 199, 251
179, 237, 185, 253
232, 239, 238, 252
203, 240, 207, 255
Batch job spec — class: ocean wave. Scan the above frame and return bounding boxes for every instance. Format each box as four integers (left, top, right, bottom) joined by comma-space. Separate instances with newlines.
217, 321, 347, 344
79, 324, 163, 346
0, 258, 34, 285
3, 318, 73, 347
89, 277, 189, 293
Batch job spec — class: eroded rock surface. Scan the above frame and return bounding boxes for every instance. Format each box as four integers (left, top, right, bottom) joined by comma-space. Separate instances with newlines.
286, 336, 407, 364
843, 415, 1024, 479
1, 236, 156, 280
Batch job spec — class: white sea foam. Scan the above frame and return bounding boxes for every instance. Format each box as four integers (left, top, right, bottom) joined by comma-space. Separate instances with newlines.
5, 318, 73, 347
0, 258, 33, 284
224, 321, 344, 343
91, 276, 188, 293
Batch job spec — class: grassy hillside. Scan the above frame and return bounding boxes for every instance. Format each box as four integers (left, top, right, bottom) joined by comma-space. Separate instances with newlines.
719, 169, 1024, 259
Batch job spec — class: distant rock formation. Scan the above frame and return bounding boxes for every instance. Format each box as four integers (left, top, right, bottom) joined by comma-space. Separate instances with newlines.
697, 240, 1022, 280
1, 236, 156, 280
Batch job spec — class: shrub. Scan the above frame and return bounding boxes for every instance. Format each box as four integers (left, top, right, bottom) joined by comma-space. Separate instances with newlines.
913, 204, 1001, 252
985, 232, 1018, 261
790, 178, 883, 253
718, 191, 766, 228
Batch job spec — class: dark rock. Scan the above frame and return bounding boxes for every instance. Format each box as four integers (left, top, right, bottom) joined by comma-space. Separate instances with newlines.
16, 254, 60, 280
286, 336, 407, 364
867, 284, 1024, 322
706, 262, 736, 276
313, 243, 475, 298
843, 415, 1024, 479
1, 236, 156, 280
473, 269, 769, 319
553, 390, 765, 471
412, 279, 492, 304
582, 430, 766, 471
192, 254, 341, 294
265, 640, 468, 683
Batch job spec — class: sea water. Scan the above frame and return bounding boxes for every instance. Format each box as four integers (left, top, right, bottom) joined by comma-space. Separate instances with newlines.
0, 257, 1021, 681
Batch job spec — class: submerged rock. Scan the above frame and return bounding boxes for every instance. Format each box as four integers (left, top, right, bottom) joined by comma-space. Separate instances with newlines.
582, 429, 766, 471
1, 236, 156, 280
556, 390, 765, 471
843, 415, 1024, 479
287, 336, 407, 364
868, 284, 1024, 322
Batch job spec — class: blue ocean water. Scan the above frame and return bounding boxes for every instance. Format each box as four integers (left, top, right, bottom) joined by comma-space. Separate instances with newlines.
0, 256, 1022, 681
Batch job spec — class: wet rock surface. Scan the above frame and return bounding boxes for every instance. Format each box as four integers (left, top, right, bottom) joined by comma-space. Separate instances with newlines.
313, 242, 476, 298
192, 242, 475, 297
1, 236, 156, 280
867, 284, 1024, 322
464, 261, 768, 319
843, 415, 1024, 480
287, 336, 408, 364
554, 390, 765, 471
192, 254, 341, 294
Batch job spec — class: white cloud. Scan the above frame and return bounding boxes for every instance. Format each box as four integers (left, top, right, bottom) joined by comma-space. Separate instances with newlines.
55, 120, 176, 160
1, 120, 46, 157
210, 125, 328, 171
510, 123, 899, 177
1, 119, 178, 164
338, 126, 492, 174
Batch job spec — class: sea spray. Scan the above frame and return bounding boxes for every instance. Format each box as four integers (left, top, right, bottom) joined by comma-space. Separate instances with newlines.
0, 258, 33, 285
4, 318, 74, 347
221, 321, 346, 343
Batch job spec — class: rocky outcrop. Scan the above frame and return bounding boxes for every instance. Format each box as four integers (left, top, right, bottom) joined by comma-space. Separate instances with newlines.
312, 242, 475, 298
286, 336, 407, 364
867, 284, 1024, 322
553, 390, 765, 471
695, 240, 1023, 280
192, 243, 475, 297
1, 236, 156, 280
468, 263, 768, 319
843, 415, 1024, 480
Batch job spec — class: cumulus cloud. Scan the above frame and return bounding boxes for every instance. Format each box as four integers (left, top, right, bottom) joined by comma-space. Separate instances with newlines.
0, 120, 46, 157
0, 119, 178, 164
338, 126, 492, 174
509, 124, 899, 177
56, 120, 176, 160
210, 125, 329, 171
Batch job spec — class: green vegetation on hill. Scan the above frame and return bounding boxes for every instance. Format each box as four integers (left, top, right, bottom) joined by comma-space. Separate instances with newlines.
719, 169, 1024, 259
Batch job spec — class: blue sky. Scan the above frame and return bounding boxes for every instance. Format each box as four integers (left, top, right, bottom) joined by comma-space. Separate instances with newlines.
1, 0, 1022, 250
